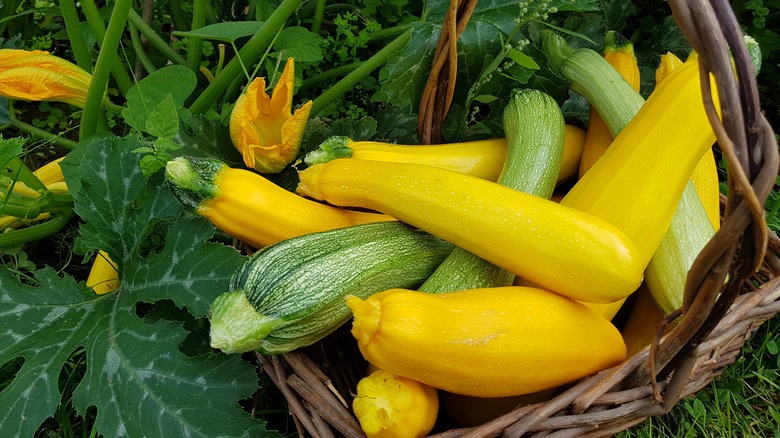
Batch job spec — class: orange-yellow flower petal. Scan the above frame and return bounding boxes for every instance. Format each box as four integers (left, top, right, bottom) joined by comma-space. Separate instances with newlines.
0, 48, 51, 67
0, 49, 91, 86
0, 67, 90, 107
229, 58, 312, 174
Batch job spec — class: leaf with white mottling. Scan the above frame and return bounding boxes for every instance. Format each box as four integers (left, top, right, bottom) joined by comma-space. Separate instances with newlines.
124, 217, 243, 317
72, 295, 263, 437
372, 21, 439, 110
67, 136, 182, 264
0, 268, 105, 438
1, 137, 279, 437
375, 0, 523, 110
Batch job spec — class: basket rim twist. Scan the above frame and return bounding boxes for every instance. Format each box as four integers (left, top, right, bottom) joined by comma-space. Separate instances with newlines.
258, 0, 780, 436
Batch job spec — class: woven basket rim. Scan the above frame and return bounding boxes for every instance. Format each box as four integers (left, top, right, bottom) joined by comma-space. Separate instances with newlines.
258, 0, 780, 436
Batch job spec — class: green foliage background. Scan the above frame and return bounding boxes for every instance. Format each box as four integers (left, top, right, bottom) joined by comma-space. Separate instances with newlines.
0, 0, 778, 436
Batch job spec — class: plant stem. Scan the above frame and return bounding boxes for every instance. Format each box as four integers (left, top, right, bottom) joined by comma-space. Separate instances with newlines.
310, 30, 410, 115
0, 201, 41, 219
366, 24, 410, 43
311, 0, 325, 34
168, 0, 188, 33
127, 10, 188, 67
11, 120, 79, 150
79, 0, 133, 95
0, 211, 74, 247
188, 0, 207, 73
299, 61, 363, 91
6, 156, 45, 191
103, 99, 127, 113
80, 0, 133, 141
58, 0, 93, 72
188, 0, 302, 114
128, 22, 157, 75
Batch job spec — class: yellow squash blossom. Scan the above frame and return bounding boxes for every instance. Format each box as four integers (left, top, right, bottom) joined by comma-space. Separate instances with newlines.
229, 57, 313, 173
0, 49, 91, 108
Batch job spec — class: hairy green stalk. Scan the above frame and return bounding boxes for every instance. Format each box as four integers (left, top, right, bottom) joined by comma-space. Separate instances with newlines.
79, 0, 133, 95
365, 24, 411, 43
189, 0, 302, 114
127, 10, 188, 67
299, 61, 364, 91
128, 22, 157, 75
187, 0, 207, 73
310, 30, 411, 115
80, 0, 133, 141
9, 119, 79, 151
167, 0, 188, 34
311, 0, 325, 34
0, 211, 74, 247
58, 0, 93, 72
5, 157, 45, 191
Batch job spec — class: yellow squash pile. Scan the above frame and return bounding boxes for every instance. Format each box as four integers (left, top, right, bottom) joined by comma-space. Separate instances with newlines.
164, 31, 729, 436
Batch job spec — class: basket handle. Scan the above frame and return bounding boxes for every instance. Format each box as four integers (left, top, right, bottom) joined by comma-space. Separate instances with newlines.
417, 0, 478, 144
632, 0, 779, 414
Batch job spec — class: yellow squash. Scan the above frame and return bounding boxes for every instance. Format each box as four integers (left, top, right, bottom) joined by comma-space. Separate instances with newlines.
297, 159, 643, 304
656, 52, 721, 230
86, 250, 120, 295
560, 55, 718, 267
304, 124, 585, 185
352, 369, 439, 438
33, 156, 66, 185
690, 150, 721, 230
165, 156, 394, 249
621, 283, 671, 357
347, 287, 627, 397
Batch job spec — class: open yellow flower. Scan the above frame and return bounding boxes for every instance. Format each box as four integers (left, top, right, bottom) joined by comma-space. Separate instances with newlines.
0, 49, 91, 108
229, 57, 313, 173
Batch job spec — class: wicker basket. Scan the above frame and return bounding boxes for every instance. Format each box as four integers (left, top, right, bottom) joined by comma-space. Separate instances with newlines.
258, 0, 780, 436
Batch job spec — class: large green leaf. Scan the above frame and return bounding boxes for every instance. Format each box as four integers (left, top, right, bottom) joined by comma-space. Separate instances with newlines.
274, 26, 323, 63
375, 0, 534, 110
173, 21, 264, 43
372, 21, 439, 110
0, 137, 278, 437
173, 112, 243, 166
69, 137, 182, 263
122, 66, 198, 134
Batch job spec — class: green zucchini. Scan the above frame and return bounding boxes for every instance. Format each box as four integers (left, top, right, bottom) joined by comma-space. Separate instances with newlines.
419, 88, 566, 293
209, 221, 453, 355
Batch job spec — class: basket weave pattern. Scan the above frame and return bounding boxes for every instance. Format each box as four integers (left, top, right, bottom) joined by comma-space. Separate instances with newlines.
259, 0, 780, 436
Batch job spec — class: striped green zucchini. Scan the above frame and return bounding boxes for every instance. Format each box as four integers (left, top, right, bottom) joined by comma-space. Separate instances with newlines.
209, 221, 453, 355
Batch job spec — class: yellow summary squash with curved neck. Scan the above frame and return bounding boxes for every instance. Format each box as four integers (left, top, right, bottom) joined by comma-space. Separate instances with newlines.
297, 159, 643, 304
347, 287, 627, 397
165, 156, 393, 248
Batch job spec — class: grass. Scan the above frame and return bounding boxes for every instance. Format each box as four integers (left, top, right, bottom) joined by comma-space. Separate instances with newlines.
1, 1, 778, 436
621, 313, 780, 437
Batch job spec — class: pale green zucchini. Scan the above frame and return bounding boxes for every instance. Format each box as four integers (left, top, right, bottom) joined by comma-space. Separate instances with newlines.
419, 88, 566, 293
209, 221, 453, 355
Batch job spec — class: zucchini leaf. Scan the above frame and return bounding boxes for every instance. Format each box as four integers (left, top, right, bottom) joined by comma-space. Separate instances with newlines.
374, 0, 572, 140
0, 137, 277, 437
